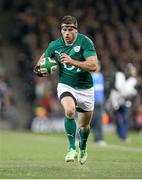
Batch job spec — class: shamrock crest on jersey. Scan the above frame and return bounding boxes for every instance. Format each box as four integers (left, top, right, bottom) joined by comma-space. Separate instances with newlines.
74, 46, 80, 53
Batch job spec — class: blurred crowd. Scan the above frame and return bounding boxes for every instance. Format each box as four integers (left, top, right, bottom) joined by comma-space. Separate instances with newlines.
0, 40, 19, 127
0, 0, 142, 131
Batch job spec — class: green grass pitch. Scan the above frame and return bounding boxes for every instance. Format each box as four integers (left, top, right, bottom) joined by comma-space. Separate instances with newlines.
0, 130, 142, 179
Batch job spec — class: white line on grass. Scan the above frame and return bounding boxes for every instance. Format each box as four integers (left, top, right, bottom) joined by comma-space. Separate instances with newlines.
105, 144, 142, 153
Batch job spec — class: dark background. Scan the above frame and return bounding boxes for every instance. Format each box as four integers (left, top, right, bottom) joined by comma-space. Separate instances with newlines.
0, 0, 142, 130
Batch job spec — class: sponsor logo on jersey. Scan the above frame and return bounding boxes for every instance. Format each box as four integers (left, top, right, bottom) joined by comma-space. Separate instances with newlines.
55, 50, 61, 55
74, 46, 80, 52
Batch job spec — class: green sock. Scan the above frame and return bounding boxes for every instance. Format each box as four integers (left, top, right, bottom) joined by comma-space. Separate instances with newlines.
64, 117, 77, 150
79, 128, 90, 150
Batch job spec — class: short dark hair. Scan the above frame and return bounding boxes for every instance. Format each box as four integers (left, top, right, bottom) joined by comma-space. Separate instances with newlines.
61, 15, 78, 29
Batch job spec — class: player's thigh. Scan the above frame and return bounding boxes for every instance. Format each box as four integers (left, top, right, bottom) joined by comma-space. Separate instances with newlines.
77, 111, 93, 129
61, 96, 76, 117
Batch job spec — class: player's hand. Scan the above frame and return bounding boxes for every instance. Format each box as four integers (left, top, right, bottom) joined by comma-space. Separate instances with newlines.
60, 53, 73, 65
33, 65, 45, 77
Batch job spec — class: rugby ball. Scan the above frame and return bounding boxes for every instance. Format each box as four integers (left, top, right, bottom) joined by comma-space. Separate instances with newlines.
38, 57, 57, 76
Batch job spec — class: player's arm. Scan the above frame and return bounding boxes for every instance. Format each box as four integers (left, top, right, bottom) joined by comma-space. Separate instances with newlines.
34, 42, 54, 76
35, 53, 45, 66
33, 53, 46, 76
60, 53, 98, 72
61, 36, 99, 72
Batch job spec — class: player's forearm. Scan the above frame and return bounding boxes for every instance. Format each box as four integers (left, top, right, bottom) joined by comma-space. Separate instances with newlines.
34, 53, 45, 66
60, 53, 98, 72
71, 58, 98, 72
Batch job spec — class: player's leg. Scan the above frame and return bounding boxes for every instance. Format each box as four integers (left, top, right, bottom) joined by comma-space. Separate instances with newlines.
77, 111, 93, 164
61, 94, 78, 162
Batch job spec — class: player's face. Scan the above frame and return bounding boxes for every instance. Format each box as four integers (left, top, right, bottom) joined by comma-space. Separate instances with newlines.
61, 24, 77, 44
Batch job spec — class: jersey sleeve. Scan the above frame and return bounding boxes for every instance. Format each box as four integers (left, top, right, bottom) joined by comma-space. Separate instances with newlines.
44, 42, 55, 58
82, 37, 97, 59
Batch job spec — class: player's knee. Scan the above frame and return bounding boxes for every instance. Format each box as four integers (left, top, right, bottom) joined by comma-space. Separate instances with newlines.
65, 108, 75, 119
79, 126, 89, 130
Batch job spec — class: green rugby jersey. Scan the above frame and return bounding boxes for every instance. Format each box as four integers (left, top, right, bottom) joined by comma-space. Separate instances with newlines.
44, 33, 97, 89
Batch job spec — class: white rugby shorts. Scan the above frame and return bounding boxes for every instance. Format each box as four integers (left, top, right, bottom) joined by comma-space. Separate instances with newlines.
57, 83, 94, 112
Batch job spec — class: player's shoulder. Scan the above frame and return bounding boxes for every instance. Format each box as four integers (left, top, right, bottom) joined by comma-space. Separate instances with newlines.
78, 33, 93, 42
77, 33, 94, 49
48, 37, 62, 48
78, 33, 94, 45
